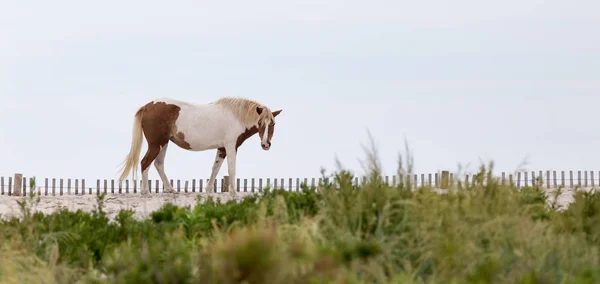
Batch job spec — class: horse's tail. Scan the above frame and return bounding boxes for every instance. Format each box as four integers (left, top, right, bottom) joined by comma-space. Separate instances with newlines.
118, 106, 145, 182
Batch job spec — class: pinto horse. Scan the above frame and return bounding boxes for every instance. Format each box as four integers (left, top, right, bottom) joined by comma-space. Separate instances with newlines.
117, 97, 282, 196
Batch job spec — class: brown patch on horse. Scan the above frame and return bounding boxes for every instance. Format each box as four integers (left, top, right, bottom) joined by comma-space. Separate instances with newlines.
216, 108, 282, 155
217, 148, 227, 159
258, 109, 281, 145
171, 131, 192, 150
236, 126, 260, 149
217, 126, 258, 156
138, 101, 191, 172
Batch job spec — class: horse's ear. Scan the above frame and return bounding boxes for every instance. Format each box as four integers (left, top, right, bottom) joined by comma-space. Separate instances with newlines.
272, 109, 282, 117
256, 106, 263, 115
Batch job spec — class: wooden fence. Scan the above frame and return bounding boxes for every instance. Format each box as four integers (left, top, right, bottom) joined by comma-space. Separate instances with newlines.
1, 170, 599, 196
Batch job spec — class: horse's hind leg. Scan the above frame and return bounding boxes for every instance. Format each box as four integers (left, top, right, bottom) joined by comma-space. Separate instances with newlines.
154, 143, 174, 193
140, 144, 161, 195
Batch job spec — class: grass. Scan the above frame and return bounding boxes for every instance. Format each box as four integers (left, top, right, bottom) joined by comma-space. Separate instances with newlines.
1, 136, 600, 283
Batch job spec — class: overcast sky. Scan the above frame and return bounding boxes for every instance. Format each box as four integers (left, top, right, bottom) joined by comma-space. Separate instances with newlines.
1, 0, 599, 186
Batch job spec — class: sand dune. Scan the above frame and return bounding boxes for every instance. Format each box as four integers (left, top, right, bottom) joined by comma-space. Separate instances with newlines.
0, 187, 596, 220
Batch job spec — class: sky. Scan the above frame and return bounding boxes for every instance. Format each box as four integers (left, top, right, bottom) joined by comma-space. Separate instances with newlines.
1, 0, 599, 186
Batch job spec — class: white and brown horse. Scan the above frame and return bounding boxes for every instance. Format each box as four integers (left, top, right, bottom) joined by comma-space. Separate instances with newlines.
117, 97, 282, 196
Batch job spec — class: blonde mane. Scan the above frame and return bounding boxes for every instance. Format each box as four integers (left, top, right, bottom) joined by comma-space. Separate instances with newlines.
213, 97, 273, 126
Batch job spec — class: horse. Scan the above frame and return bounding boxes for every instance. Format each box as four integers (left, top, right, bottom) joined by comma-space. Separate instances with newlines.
117, 97, 282, 196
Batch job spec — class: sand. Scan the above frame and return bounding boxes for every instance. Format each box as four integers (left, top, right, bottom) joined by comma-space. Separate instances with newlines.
0, 187, 597, 221
0, 192, 257, 220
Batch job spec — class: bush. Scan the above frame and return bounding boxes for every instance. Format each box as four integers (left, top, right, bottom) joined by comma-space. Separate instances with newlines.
2, 137, 600, 283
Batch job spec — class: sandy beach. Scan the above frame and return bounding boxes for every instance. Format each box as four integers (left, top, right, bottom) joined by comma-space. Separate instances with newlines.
0, 186, 596, 221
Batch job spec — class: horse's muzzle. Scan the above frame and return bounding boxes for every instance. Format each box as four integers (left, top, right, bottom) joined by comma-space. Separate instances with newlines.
261, 142, 271, 150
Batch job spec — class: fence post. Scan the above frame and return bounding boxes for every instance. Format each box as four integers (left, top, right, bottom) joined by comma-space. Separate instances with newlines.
14, 173, 22, 196
441, 171, 449, 189
222, 176, 229, 193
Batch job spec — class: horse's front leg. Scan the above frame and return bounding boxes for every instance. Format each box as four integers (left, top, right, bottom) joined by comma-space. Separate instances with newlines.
206, 149, 226, 194
225, 144, 237, 197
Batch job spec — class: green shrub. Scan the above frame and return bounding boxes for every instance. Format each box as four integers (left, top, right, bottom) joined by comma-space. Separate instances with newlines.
2, 137, 600, 283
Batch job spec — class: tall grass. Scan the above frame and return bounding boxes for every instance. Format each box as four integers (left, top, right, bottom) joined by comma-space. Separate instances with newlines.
1, 136, 600, 283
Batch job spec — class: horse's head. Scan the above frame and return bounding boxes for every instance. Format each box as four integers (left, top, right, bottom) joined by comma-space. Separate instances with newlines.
255, 106, 282, 151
